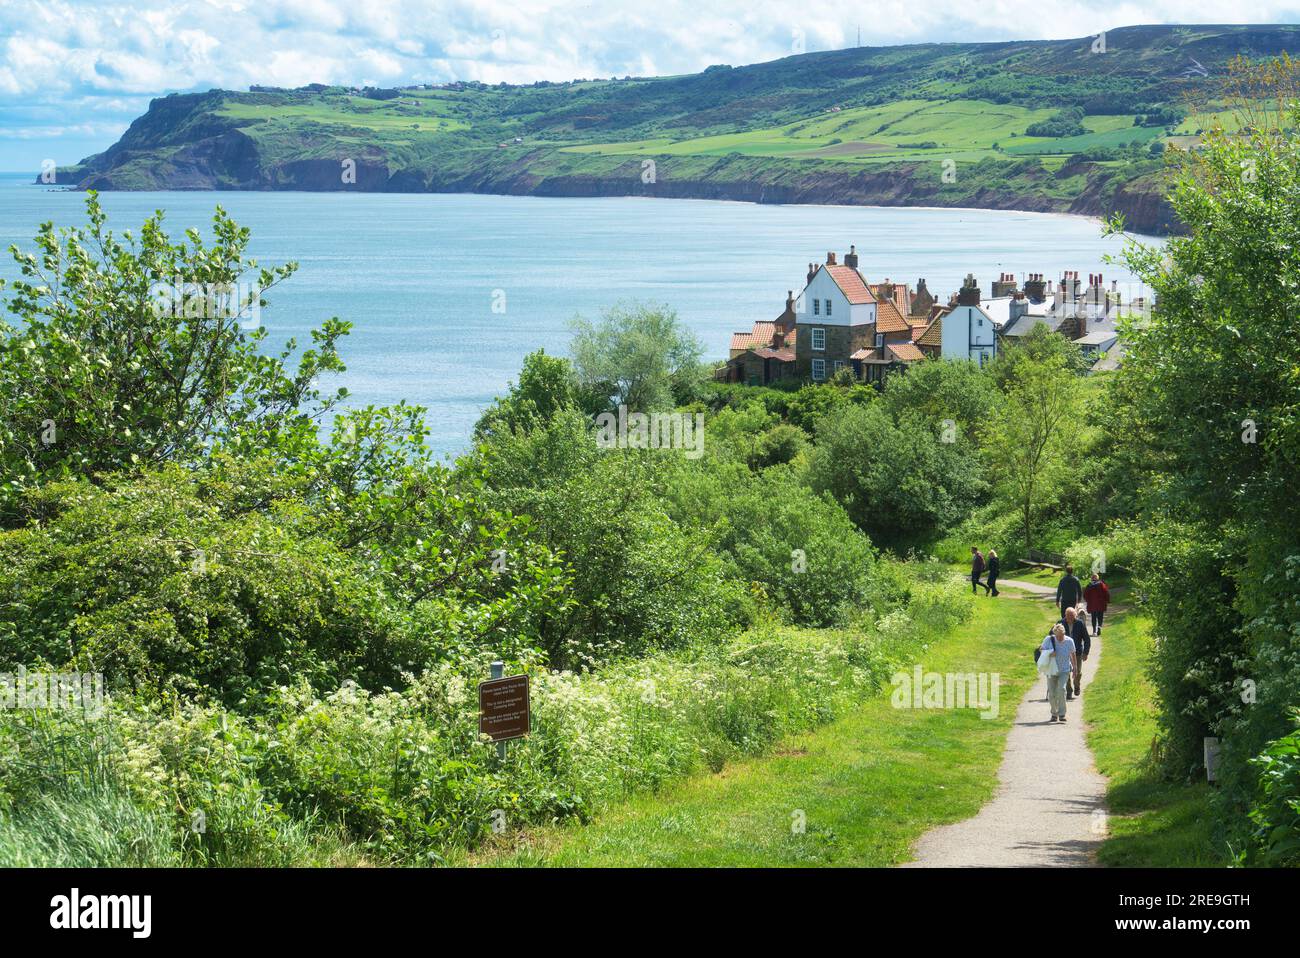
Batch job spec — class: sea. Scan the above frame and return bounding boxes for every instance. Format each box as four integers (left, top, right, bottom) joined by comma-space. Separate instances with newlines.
0, 173, 1158, 460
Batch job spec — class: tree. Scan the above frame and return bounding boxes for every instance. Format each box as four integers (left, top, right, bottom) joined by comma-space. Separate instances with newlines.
985, 352, 1079, 551
0, 193, 349, 520
473, 349, 582, 440
808, 402, 986, 551
1108, 56, 1300, 814
567, 302, 703, 412
880, 359, 999, 447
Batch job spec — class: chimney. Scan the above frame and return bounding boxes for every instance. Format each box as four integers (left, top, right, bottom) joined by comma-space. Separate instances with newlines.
956, 273, 981, 306
844, 244, 859, 268
1010, 291, 1028, 322
826, 251, 838, 266
780, 290, 797, 330
991, 271, 1017, 298
911, 278, 933, 316
1023, 273, 1047, 303
879, 278, 895, 300
807, 262, 816, 286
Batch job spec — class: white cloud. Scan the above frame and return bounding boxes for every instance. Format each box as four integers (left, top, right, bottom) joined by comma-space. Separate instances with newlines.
2, 0, 1300, 163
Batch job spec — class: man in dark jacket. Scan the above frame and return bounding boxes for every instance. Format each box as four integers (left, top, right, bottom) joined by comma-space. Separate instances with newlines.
1059, 606, 1091, 698
970, 547, 990, 595
1055, 564, 1083, 618
986, 550, 1001, 597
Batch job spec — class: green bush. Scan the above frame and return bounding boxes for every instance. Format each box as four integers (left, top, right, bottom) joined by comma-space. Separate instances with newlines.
808, 403, 986, 552
0, 567, 964, 864
1243, 713, 1300, 866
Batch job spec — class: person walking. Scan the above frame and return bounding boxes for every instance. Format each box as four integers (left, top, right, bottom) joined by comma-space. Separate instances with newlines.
1059, 605, 1091, 699
986, 549, 1001, 597
970, 547, 990, 595
1055, 564, 1083, 619
1083, 571, 1110, 636
1040, 622, 1077, 723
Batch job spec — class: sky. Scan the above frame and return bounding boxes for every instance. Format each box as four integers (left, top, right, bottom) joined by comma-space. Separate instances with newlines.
1, 0, 1298, 171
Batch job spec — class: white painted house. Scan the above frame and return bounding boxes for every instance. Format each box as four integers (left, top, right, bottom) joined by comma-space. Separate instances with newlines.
793, 249, 878, 381
941, 275, 997, 365
940, 304, 997, 365
794, 258, 877, 328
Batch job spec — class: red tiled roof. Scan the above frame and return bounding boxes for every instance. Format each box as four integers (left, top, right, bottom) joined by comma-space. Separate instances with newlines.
916, 317, 943, 347
729, 321, 777, 353
870, 282, 912, 315
875, 299, 911, 333
888, 342, 926, 363
752, 347, 795, 362
822, 265, 875, 305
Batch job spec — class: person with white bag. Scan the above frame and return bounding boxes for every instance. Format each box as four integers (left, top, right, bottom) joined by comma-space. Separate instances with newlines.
1037, 623, 1077, 723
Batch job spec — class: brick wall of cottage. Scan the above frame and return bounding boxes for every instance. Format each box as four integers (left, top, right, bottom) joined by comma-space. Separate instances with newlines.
795, 322, 873, 380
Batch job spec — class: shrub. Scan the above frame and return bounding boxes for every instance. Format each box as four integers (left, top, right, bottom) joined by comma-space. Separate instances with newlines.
1243, 714, 1300, 866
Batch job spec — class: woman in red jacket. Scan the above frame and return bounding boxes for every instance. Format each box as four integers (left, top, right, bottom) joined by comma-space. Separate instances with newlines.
1083, 572, 1110, 636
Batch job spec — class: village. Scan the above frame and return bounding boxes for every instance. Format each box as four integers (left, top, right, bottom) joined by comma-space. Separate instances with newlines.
720, 246, 1143, 386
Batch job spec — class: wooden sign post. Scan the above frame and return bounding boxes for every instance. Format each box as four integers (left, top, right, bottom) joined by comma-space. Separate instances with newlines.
480, 660, 530, 760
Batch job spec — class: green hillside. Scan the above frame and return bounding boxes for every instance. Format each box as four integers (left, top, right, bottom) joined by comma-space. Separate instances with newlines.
60, 24, 1300, 233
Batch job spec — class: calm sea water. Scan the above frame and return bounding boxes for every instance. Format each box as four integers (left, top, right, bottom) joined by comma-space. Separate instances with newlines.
0, 173, 1155, 459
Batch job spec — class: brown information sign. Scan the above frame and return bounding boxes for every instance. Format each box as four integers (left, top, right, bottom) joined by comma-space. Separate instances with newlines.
479, 673, 530, 742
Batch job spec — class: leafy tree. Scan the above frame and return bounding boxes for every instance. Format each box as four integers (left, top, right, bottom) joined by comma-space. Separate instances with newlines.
473, 349, 583, 440
474, 410, 738, 668
985, 349, 1080, 551
567, 301, 703, 413
880, 359, 999, 447
1109, 57, 1300, 835
0, 193, 349, 520
808, 403, 986, 551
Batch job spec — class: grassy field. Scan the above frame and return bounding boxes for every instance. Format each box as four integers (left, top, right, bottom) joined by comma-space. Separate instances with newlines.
1084, 607, 1229, 866
461, 582, 1056, 867
560, 99, 1153, 167
218, 97, 469, 135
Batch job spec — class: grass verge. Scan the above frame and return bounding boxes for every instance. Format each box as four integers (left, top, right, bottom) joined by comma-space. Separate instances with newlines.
463, 583, 1054, 866
1085, 606, 1230, 866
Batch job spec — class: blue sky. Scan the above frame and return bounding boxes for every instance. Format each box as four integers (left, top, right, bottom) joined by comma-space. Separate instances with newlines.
2, 0, 1299, 171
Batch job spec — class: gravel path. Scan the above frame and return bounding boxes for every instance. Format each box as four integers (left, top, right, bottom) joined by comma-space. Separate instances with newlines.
901, 581, 1109, 867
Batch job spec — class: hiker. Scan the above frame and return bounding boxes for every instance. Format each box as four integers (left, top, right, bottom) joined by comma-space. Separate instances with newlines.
1083, 571, 1110, 636
986, 549, 1000, 597
970, 547, 990, 595
1055, 564, 1083, 618
1059, 606, 1091, 699
1040, 622, 1077, 723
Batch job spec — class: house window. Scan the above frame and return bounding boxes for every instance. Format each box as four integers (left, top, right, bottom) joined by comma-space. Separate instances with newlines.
811, 359, 827, 381
811, 328, 826, 351
833, 360, 845, 374
826, 299, 832, 316
875, 333, 884, 349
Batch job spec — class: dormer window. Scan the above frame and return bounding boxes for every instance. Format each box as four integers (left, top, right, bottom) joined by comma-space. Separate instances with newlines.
811, 328, 826, 351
